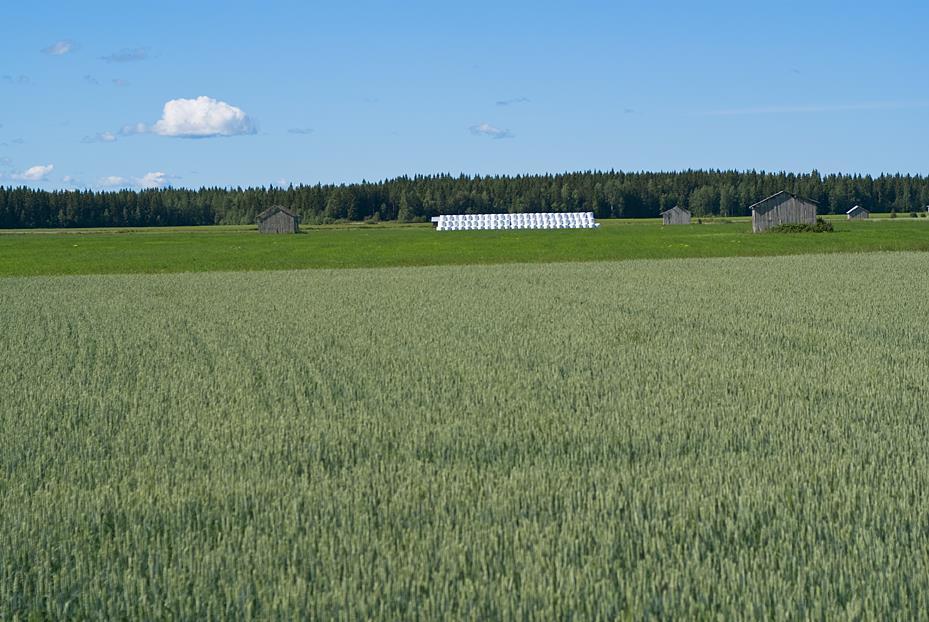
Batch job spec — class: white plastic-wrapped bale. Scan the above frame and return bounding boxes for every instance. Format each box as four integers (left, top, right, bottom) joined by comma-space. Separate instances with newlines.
435, 212, 597, 231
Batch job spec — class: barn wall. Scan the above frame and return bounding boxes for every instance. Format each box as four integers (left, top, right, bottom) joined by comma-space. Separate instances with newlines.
752, 197, 817, 232
258, 211, 297, 233
662, 209, 691, 225
848, 210, 868, 220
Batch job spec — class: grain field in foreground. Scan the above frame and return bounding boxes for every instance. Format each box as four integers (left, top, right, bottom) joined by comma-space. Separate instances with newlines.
1, 252, 928, 619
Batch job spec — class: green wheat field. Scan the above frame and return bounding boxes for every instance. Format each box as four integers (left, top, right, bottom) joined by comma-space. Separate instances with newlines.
2, 249, 928, 618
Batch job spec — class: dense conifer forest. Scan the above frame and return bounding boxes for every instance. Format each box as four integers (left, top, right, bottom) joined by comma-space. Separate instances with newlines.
2, 169, 928, 228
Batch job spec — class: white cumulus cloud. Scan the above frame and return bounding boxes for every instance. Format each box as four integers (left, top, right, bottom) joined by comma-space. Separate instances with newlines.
12, 164, 54, 181
138, 172, 168, 188
150, 96, 256, 138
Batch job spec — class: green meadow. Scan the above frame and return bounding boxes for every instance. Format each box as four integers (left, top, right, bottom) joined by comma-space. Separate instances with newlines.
1, 216, 927, 276
2, 253, 929, 618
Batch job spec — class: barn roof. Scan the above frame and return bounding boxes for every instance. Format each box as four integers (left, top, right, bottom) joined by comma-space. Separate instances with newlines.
748, 190, 819, 212
256, 205, 298, 221
846, 205, 869, 214
659, 205, 690, 215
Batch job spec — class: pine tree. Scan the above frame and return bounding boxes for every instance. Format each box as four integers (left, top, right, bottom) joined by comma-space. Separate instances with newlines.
397, 193, 413, 222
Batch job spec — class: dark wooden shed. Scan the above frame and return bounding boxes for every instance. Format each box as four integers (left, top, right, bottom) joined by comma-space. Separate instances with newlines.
846, 205, 869, 220
257, 205, 299, 234
659, 205, 691, 225
749, 191, 817, 233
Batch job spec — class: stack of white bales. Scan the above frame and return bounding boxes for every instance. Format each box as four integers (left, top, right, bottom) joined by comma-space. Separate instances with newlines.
436, 212, 598, 231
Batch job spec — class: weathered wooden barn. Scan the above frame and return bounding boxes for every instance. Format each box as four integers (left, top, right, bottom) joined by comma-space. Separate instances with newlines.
257, 205, 300, 234
846, 205, 869, 220
749, 191, 818, 233
660, 205, 691, 225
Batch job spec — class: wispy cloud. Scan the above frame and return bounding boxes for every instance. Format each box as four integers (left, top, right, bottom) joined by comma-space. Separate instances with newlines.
98, 171, 174, 189
83, 74, 100, 86
12, 164, 54, 181
287, 127, 314, 135
703, 101, 929, 116
496, 97, 530, 106
98, 175, 130, 187
119, 123, 147, 136
112, 78, 130, 87
42, 40, 75, 55
469, 122, 514, 139
624, 108, 635, 114
0, 156, 12, 167
2, 74, 30, 85
100, 47, 148, 63
81, 131, 118, 144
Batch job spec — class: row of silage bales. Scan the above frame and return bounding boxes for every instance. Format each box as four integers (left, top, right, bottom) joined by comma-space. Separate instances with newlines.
436, 212, 599, 231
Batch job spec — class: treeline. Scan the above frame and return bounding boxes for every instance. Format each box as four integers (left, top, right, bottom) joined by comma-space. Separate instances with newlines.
2, 170, 929, 228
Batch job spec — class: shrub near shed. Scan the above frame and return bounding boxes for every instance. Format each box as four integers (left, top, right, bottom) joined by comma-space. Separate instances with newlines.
770, 218, 834, 233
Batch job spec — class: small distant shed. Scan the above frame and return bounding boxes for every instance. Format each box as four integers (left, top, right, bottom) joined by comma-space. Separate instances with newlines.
257, 205, 299, 234
749, 191, 818, 233
846, 205, 869, 220
659, 205, 692, 225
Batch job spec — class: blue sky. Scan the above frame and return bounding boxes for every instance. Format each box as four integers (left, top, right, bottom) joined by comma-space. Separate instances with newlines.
1, 0, 927, 190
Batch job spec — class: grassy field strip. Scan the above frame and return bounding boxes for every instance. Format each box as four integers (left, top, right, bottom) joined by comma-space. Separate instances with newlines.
0, 212, 921, 235
0, 219, 927, 276
2, 252, 928, 618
